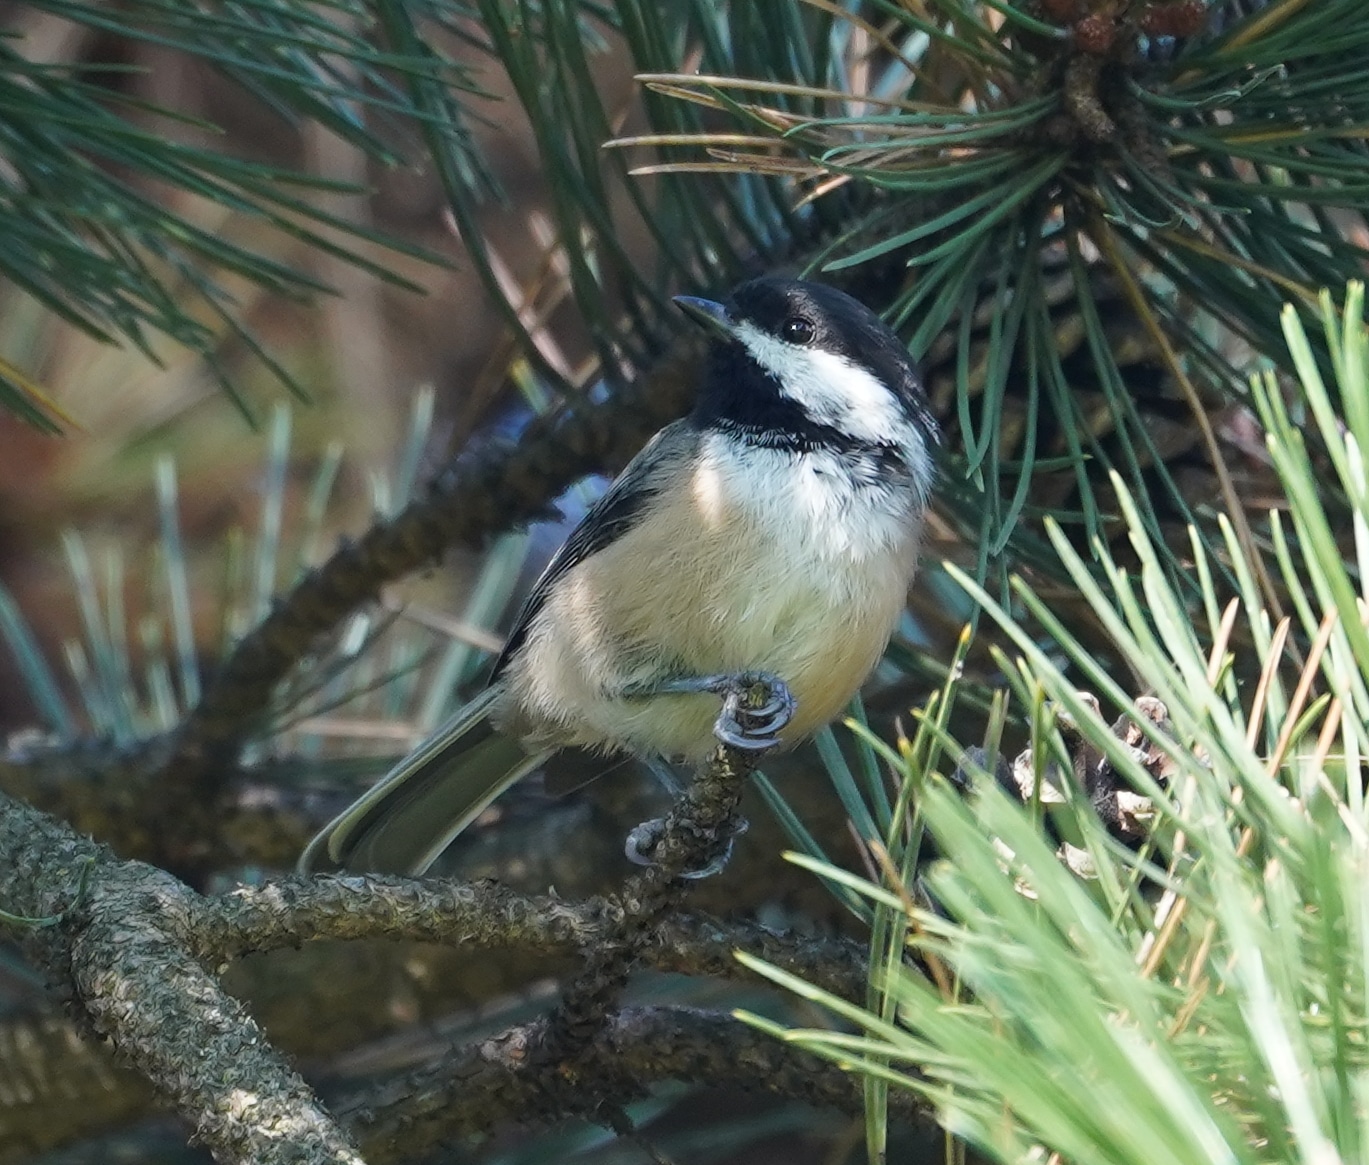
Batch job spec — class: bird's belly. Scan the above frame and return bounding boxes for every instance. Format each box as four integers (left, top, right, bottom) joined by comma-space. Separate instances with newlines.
502, 446, 923, 761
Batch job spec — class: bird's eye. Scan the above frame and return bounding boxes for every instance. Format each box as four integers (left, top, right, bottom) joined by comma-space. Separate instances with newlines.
781, 315, 816, 345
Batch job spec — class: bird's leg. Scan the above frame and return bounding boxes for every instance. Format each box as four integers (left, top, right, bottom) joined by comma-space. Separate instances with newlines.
619, 672, 791, 878
623, 670, 797, 750
640, 754, 684, 795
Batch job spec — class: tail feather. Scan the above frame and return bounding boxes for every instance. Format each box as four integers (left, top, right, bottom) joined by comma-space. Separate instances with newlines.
298, 687, 552, 875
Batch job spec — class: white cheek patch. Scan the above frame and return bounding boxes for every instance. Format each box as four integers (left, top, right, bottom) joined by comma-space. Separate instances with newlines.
733, 321, 910, 445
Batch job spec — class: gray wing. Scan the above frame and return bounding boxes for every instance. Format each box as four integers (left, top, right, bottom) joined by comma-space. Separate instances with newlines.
491, 421, 697, 680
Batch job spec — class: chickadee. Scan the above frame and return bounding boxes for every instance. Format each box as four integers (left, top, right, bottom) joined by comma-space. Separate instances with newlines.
301, 276, 938, 875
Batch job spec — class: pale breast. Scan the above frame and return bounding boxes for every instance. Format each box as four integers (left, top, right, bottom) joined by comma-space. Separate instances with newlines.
502, 434, 924, 762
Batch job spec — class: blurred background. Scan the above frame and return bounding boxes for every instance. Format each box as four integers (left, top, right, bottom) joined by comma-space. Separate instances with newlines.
0, 3, 616, 734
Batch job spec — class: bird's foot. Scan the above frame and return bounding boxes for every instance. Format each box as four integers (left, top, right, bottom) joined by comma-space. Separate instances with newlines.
708, 670, 795, 750
624, 815, 750, 879
634, 670, 795, 751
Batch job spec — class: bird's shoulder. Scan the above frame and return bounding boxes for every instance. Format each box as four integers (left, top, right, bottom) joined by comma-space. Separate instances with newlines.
489, 421, 699, 679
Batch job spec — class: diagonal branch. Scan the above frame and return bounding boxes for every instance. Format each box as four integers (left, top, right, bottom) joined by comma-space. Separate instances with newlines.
0, 789, 363, 1165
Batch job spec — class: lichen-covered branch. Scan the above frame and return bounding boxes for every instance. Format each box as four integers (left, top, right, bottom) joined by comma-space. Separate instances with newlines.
0, 790, 363, 1165
198, 872, 869, 1001
0, 744, 886, 1164
539, 741, 759, 1065
346, 1005, 930, 1160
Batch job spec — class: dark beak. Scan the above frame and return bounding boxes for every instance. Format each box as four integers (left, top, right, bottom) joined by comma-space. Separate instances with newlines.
673, 295, 733, 338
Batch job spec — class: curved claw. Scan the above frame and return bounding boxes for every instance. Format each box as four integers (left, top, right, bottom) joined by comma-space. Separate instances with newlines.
623, 816, 750, 879
679, 834, 735, 879
624, 818, 664, 867
711, 671, 796, 752
713, 719, 779, 751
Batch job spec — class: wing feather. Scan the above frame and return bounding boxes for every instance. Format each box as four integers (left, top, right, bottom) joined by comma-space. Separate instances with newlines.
491, 421, 696, 679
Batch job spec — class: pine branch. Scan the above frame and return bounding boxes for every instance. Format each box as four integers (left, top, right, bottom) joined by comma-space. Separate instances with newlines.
346, 1005, 930, 1159
0, 741, 889, 1162
0, 789, 364, 1165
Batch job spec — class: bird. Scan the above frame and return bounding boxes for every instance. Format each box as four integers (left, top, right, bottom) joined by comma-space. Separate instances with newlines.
300, 275, 939, 876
